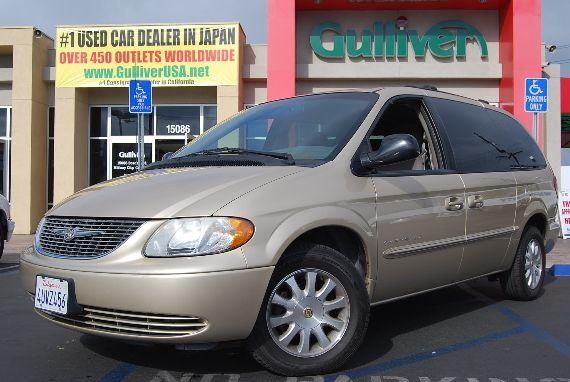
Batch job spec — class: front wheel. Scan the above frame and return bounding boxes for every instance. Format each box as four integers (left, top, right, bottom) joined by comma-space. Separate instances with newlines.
248, 244, 370, 376
500, 226, 545, 301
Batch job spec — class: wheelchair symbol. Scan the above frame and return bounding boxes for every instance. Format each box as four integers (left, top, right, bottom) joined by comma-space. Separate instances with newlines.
528, 80, 543, 96
135, 83, 146, 96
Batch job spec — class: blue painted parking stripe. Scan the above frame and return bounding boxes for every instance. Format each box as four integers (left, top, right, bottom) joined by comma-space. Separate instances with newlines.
98, 362, 136, 382
324, 326, 525, 381
462, 284, 570, 359
494, 304, 570, 358
550, 264, 570, 276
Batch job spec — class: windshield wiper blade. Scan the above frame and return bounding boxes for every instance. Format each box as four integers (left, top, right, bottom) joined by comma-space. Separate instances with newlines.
185, 147, 295, 164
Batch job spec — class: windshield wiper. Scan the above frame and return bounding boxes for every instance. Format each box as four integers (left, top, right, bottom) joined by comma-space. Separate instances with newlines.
181, 147, 295, 164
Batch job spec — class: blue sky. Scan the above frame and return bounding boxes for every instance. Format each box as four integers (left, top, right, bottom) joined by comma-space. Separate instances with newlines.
0, 0, 568, 75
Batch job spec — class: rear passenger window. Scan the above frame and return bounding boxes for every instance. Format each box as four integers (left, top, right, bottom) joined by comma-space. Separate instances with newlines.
486, 109, 546, 169
429, 97, 546, 173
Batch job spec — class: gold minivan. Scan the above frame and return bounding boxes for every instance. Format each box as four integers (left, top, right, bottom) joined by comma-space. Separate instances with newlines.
21, 87, 559, 375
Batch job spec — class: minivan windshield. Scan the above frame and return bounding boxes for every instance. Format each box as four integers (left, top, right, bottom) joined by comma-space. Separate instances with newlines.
172, 92, 378, 166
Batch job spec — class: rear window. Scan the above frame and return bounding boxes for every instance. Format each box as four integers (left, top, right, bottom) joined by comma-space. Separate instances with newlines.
428, 97, 546, 173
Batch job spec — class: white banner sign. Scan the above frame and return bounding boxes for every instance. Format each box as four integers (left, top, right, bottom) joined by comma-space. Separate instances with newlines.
559, 190, 570, 239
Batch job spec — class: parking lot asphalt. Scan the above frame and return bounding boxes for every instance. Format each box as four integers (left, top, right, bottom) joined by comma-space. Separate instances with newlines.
2, 265, 570, 382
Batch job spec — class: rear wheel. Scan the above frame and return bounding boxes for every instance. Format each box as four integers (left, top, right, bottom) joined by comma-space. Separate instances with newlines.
500, 226, 545, 300
248, 244, 369, 376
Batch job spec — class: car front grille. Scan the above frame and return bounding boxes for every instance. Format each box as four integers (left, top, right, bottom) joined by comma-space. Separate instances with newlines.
36, 305, 208, 338
37, 216, 147, 259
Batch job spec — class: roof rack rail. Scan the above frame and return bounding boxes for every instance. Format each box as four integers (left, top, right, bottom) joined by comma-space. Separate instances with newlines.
478, 99, 490, 104
405, 85, 438, 92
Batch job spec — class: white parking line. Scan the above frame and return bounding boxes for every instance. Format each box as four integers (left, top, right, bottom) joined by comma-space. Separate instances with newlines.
0, 264, 19, 274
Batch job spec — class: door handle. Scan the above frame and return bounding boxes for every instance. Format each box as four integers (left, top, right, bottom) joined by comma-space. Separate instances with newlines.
445, 196, 464, 211
468, 195, 484, 209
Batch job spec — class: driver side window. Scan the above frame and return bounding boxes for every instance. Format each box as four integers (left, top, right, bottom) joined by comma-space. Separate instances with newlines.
368, 99, 439, 172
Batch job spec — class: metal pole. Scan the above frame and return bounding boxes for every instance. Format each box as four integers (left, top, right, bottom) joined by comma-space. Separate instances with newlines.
533, 112, 539, 143
137, 113, 144, 170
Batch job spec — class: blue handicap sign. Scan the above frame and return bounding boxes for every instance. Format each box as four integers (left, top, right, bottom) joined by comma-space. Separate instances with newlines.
524, 78, 548, 113
129, 80, 152, 113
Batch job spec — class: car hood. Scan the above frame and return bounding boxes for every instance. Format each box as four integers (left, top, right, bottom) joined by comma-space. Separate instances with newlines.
48, 166, 304, 219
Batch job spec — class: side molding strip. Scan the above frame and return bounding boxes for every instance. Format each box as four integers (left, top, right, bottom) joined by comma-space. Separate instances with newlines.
383, 226, 517, 259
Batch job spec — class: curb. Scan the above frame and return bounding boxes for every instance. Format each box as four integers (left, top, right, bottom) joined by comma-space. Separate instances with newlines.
549, 264, 570, 276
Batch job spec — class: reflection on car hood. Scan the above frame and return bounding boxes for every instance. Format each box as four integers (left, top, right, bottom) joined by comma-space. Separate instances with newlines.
48, 166, 304, 218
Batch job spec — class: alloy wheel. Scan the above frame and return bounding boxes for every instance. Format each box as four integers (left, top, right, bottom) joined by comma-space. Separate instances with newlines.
525, 239, 543, 289
266, 268, 350, 358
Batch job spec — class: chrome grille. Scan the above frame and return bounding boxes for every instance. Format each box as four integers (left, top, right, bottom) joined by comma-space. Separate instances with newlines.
38, 216, 146, 259
37, 305, 208, 338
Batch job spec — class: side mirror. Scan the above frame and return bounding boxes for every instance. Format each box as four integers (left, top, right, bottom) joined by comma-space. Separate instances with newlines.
360, 134, 420, 169
162, 152, 174, 161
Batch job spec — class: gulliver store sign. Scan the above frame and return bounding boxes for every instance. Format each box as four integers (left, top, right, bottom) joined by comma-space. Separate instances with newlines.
310, 20, 488, 60
56, 23, 240, 87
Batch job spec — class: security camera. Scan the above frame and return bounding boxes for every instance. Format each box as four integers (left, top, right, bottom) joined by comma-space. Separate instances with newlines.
33, 29, 43, 38
546, 45, 557, 53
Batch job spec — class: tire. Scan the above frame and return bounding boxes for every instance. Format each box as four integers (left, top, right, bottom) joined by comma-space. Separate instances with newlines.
500, 226, 545, 301
248, 244, 370, 376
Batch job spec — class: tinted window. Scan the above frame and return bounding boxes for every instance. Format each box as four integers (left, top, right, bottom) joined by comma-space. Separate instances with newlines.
156, 106, 200, 136
90, 107, 108, 137
486, 110, 546, 169
0, 109, 6, 137
89, 140, 107, 185
203, 106, 217, 131
110, 107, 152, 136
430, 97, 545, 172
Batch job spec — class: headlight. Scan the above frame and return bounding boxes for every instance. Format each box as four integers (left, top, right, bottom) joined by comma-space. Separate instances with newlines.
144, 217, 254, 257
34, 217, 45, 250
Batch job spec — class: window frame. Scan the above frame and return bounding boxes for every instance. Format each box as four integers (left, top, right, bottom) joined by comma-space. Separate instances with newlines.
352, 95, 452, 178
0, 106, 12, 200
88, 103, 217, 185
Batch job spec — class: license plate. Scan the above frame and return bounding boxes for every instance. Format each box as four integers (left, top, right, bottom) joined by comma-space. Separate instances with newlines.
34, 276, 69, 315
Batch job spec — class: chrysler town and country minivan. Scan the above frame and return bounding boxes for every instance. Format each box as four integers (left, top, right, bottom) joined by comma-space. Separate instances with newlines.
21, 87, 559, 376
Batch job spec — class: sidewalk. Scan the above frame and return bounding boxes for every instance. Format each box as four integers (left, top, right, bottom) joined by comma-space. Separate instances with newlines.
2, 234, 570, 268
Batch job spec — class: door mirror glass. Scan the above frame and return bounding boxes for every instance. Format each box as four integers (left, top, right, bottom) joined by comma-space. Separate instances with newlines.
360, 134, 420, 169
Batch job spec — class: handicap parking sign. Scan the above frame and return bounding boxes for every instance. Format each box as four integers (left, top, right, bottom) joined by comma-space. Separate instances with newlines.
129, 80, 152, 113
524, 78, 548, 113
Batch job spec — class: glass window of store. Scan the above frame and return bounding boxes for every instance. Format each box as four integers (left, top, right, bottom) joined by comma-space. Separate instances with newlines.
89, 105, 217, 185
0, 107, 11, 200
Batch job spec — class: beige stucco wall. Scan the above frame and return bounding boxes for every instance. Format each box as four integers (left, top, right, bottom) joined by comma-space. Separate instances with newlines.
297, 78, 500, 103
244, 80, 267, 105
53, 87, 89, 204
0, 83, 11, 106
543, 64, 562, 182
5, 28, 52, 233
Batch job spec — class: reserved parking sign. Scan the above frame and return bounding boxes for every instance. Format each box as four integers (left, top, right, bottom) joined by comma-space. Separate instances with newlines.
129, 80, 152, 114
524, 78, 548, 113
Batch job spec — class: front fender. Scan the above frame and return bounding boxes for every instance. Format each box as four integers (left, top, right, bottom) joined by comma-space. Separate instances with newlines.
265, 206, 376, 267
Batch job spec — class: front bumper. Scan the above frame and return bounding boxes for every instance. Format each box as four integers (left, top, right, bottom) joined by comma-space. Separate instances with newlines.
6, 219, 14, 241
20, 259, 274, 343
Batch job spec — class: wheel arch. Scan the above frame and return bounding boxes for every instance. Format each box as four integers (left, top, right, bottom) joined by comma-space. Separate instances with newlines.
265, 206, 376, 296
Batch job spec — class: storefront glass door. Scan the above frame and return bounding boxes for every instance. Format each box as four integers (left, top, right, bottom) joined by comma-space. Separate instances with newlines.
89, 105, 217, 185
